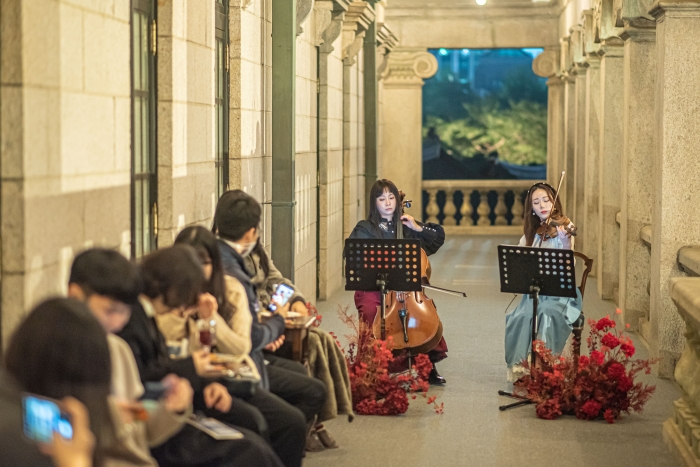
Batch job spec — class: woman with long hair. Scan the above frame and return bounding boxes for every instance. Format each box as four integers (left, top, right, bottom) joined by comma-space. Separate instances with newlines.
348, 179, 448, 385
504, 182, 582, 382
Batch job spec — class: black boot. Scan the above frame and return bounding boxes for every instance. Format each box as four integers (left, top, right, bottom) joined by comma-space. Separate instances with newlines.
428, 364, 446, 385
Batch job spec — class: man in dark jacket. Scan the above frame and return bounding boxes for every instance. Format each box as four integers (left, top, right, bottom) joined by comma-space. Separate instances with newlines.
214, 191, 327, 433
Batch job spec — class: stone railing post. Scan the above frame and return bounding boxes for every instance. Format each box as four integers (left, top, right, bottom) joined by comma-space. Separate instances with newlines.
476, 191, 490, 226
494, 190, 508, 226
425, 188, 439, 224
511, 191, 524, 226
460, 191, 473, 226
443, 189, 457, 226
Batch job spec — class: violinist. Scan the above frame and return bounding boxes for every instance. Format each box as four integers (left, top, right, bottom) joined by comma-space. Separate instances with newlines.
348, 179, 448, 385
504, 182, 582, 382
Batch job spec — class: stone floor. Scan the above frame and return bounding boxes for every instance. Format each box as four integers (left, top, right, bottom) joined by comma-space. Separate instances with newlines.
306, 235, 682, 467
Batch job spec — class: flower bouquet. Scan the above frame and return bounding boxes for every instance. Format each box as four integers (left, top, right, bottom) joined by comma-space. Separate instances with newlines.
513, 310, 656, 423
339, 306, 443, 416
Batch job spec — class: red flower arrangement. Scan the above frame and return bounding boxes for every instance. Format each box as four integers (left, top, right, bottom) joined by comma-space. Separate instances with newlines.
305, 302, 322, 327
338, 306, 443, 416
514, 309, 657, 423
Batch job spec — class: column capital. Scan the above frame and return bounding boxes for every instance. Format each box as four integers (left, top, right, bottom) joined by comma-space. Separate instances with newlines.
546, 76, 565, 87
317, 1, 349, 51
297, 0, 315, 36
377, 23, 399, 80
650, 0, 700, 19
383, 47, 437, 88
342, 1, 375, 65
532, 48, 560, 78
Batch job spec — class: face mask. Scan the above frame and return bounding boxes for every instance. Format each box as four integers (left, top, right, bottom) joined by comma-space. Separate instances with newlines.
234, 241, 256, 257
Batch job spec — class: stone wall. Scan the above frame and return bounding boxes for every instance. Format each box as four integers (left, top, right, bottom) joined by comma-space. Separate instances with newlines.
0, 0, 131, 345
158, 0, 217, 246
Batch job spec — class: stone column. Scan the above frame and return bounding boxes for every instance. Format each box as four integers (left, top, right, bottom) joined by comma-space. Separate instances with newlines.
563, 75, 576, 215
532, 48, 562, 186
649, 0, 700, 378
619, 15, 656, 331
583, 56, 601, 269
381, 48, 438, 219
546, 77, 565, 186
596, 39, 624, 300
573, 66, 588, 250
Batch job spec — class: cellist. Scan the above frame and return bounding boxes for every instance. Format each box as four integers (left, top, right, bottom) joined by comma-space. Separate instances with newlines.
504, 182, 582, 383
348, 179, 448, 385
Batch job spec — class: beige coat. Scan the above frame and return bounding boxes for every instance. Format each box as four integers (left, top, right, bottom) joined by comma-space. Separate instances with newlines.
155, 276, 261, 380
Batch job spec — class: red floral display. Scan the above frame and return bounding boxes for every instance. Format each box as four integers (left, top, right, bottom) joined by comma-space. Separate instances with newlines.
339, 306, 443, 416
513, 310, 656, 423
306, 302, 323, 327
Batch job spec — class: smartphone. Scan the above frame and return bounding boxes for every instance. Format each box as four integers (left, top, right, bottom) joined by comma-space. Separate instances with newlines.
140, 381, 170, 401
267, 284, 295, 312
22, 394, 73, 444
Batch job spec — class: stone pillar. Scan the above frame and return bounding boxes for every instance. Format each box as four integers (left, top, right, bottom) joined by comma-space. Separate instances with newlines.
381, 48, 437, 219
619, 17, 656, 331
563, 75, 576, 215
649, 1, 700, 378
573, 66, 588, 250
596, 39, 624, 300
583, 56, 601, 269
532, 48, 562, 186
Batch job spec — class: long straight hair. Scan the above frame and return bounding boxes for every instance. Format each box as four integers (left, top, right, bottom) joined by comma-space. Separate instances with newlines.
367, 179, 402, 236
522, 182, 563, 246
175, 226, 234, 323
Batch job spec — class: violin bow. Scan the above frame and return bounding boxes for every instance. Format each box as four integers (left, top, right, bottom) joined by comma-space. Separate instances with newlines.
534, 171, 565, 248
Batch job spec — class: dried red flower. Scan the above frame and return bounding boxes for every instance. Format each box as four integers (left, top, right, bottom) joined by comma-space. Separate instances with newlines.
595, 317, 616, 331
601, 333, 620, 349
620, 342, 635, 358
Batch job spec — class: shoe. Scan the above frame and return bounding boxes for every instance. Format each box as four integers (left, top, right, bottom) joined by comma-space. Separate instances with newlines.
315, 425, 339, 449
306, 430, 325, 452
428, 365, 446, 385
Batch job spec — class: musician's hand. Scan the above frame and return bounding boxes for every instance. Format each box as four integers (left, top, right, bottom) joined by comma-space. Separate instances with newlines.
400, 214, 423, 232
557, 225, 572, 249
265, 335, 285, 352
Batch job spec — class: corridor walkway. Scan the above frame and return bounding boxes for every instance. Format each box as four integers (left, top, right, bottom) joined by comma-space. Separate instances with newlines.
309, 235, 681, 467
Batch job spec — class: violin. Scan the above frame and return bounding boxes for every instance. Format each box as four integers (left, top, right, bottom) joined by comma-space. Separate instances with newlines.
536, 210, 577, 241
534, 172, 577, 243
371, 191, 444, 355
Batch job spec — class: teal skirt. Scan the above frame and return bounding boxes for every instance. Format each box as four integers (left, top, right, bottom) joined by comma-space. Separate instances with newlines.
504, 289, 582, 367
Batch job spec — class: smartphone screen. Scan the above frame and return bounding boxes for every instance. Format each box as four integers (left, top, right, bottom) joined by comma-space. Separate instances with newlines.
23, 395, 73, 444
268, 284, 295, 312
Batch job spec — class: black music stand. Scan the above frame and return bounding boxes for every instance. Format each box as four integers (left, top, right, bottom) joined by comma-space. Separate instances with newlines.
344, 238, 423, 342
496, 244, 577, 411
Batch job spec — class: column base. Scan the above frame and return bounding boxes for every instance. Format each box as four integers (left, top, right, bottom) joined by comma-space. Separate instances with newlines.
663, 397, 700, 467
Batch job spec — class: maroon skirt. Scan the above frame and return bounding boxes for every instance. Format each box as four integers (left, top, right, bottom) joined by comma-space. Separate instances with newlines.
354, 290, 448, 363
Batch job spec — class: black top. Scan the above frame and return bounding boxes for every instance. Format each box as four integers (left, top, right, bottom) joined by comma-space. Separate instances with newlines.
218, 239, 285, 390
117, 301, 202, 391
348, 219, 445, 256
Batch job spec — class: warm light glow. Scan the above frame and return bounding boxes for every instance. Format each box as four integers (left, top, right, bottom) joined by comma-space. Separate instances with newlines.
476, 0, 487, 5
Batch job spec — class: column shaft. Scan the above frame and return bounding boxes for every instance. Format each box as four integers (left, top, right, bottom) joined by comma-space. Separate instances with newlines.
583, 58, 601, 268
546, 77, 565, 186
597, 43, 624, 300
574, 68, 587, 250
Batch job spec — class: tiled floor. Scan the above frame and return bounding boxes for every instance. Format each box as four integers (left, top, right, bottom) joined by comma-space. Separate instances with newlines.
306, 235, 681, 467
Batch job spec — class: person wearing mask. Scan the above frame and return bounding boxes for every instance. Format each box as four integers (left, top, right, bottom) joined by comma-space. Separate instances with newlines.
114, 246, 283, 466
213, 191, 328, 449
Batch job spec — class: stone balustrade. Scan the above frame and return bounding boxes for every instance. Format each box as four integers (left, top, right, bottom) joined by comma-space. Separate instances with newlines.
679, 247, 700, 277
666, 275, 700, 465
422, 180, 541, 235
641, 225, 652, 247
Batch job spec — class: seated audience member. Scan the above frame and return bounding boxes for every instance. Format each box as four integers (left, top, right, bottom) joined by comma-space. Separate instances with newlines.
114, 245, 286, 467
0, 301, 96, 467
2, 298, 114, 467
165, 232, 308, 467
213, 191, 328, 448
246, 239, 354, 449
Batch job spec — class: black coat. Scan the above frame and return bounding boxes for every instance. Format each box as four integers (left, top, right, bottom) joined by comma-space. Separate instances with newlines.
218, 239, 285, 390
116, 301, 202, 391
348, 219, 445, 256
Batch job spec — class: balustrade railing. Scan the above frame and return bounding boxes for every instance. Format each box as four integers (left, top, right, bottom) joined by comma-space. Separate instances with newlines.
422, 179, 542, 235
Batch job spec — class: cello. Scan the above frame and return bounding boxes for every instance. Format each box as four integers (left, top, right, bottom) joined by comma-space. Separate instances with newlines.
371, 192, 454, 356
